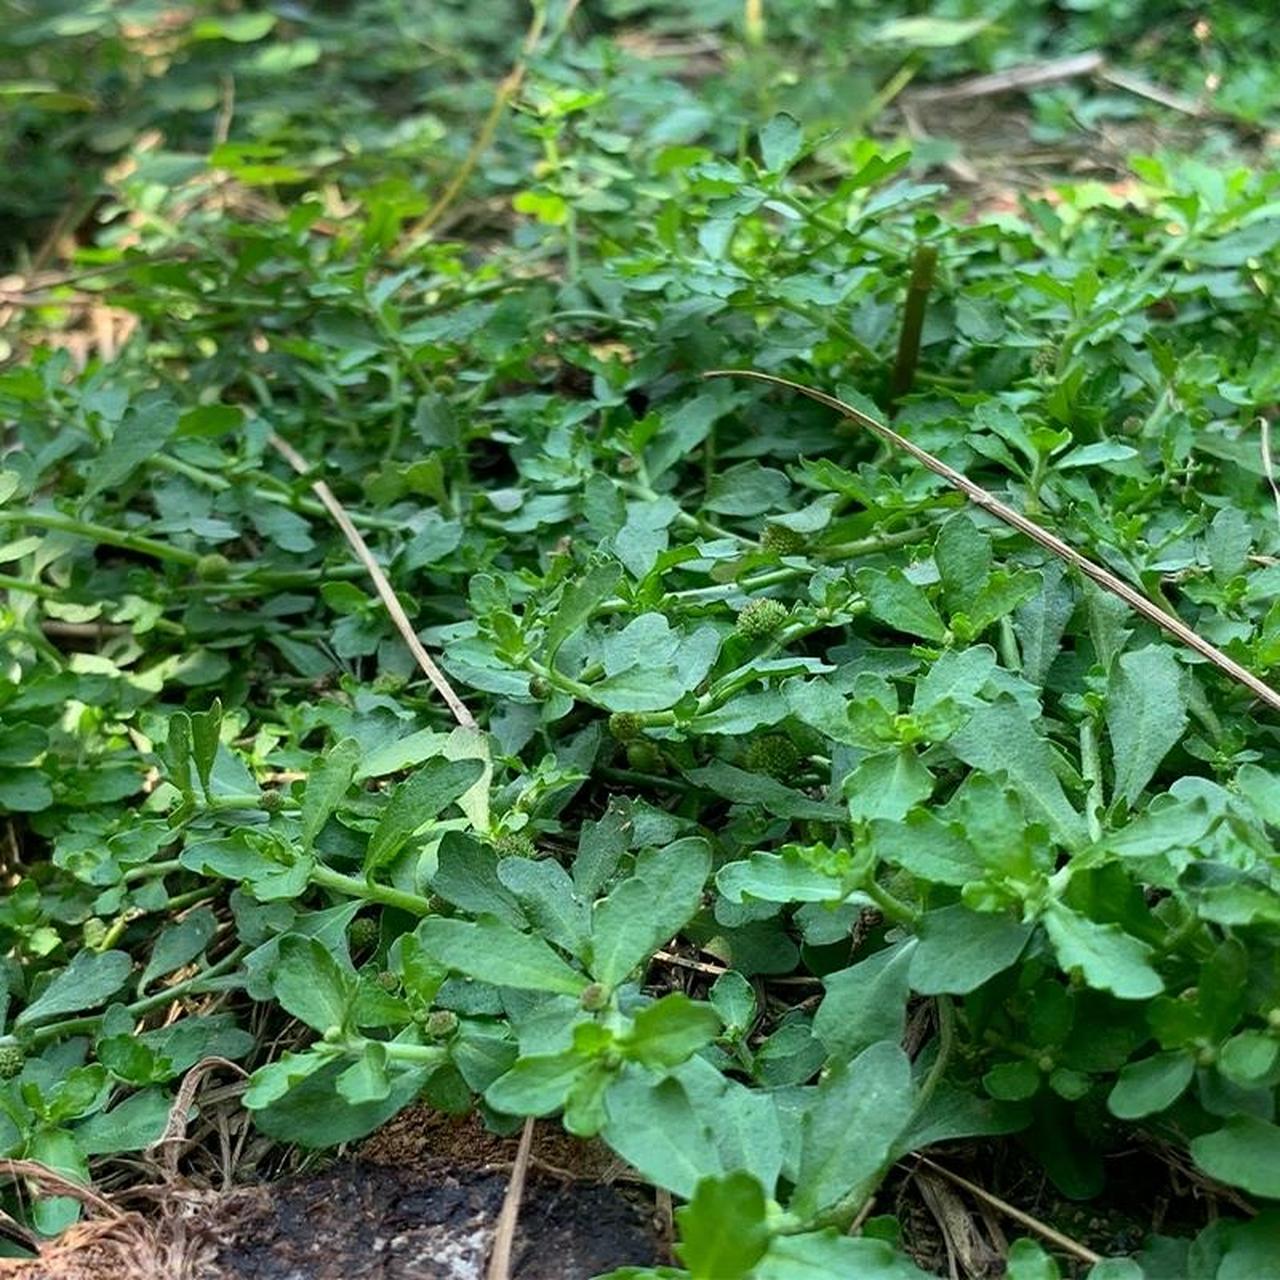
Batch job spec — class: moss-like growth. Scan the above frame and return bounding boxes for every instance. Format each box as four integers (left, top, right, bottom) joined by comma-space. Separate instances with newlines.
736, 597, 788, 638
195, 553, 232, 581
348, 917, 379, 950
0, 1043, 24, 1080
760, 524, 806, 557
743, 735, 801, 779
608, 711, 644, 741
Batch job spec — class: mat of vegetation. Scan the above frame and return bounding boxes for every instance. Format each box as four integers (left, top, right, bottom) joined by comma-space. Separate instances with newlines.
2, 3, 1280, 1277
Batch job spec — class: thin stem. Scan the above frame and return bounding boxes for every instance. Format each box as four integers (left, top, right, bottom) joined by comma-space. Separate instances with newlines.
0, 510, 200, 567
309, 863, 435, 916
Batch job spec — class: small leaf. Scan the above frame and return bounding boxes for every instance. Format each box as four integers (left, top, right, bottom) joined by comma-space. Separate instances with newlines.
486, 1050, 591, 1116
1042, 903, 1163, 1000
139, 906, 217, 994
909, 906, 1033, 995
546, 562, 622, 665
676, 1172, 769, 1280
415, 917, 587, 996
85, 397, 177, 497
270, 935, 353, 1033
364, 756, 485, 874
790, 1041, 915, 1220
1191, 1116, 1280, 1198
189, 698, 222, 795
845, 749, 933, 823
16, 950, 132, 1028
619, 994, 721, 1069
1107, 646, 1188, 807
814, 943, 915, 1062
758, 112, 804, 174
855, 567, 947, 642
1107, 1051, 1194, 1119
302, 737, 360, 851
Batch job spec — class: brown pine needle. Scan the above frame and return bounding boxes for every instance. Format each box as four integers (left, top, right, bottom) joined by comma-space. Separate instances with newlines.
486, 1117, 535, 1280
705, 369, 1280, 715
269, 434, 477, 729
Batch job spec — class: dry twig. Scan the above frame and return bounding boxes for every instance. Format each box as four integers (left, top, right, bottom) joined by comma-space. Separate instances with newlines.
706, 370, 1280, 715
269, 434, 477, 729
486, 1117, 535, 1280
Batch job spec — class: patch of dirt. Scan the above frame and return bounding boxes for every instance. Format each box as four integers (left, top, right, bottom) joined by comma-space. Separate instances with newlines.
0, 1116, 660, 1280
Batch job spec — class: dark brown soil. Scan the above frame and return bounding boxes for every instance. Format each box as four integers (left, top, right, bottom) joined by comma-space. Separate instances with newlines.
212, 1159, 660, 1280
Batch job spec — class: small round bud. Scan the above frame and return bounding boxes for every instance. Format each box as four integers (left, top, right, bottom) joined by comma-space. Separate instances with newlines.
372, 672, 408, 695
626, 741, 663, 773
580, 983, 609, 1012
1037, 1053, 1055, 1074
195, 553, 232, 581
322, 1025, 344, 1044
1030, 346, 1058, 376
760, 524, 806, 557
743, 735, 800, 779
375, 970, 399, 991
349, 917, 379, 950
1121, 415, 1143, 435
493, 831, 537, 859
259, 790, 284, 813
527, 675, 553, 702
82, 918, 108, 949
1195, 1042, 1217, 1068
608, 712, 644, 742
736, 597, 788, 638
1268, 1007, 1280, 1032
0, 1042, 25, 1079
425, 1010, 459, 1040
431, 374, 455, 393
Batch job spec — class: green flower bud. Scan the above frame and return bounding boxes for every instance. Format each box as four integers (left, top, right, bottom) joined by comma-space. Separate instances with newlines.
259, 790, 284, 813
626, 741, 663, 773
580, 983, 609, 1012
493, 831, 537, 859
743, 735, 800, 779
608, 712, 644, 742
0, 1042, 25, 1079
349, 917, 379, 950
527, 675, 553, 702
736, 597, 788, 638
82, 918, 108, 949
1030, 346, 1058, 375
425, 1010, 459, 1040
195, 553, 232, 581
371, 672, 408, 695
375, 970, 399, 991
431, 374, 456, 394
760, 524, 806, 557
322, 1025, 344, 1044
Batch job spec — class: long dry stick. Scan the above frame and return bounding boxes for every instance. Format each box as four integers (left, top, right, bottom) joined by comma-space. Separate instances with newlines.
486, 1116, 535, 1280
915, 1156, 1102, 1266
705, 369, 1280, 714
269, 434, 477, 729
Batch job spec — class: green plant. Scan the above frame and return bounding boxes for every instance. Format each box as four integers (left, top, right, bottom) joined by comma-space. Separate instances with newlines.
3, 3, 1280, 1273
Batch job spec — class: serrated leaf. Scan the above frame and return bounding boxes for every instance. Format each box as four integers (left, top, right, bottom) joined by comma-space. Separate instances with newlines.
1106, 646, 1188, 807
1042, 902, 1162, 1000
15, 950, 132, 1028
676, 1171, 769, 1280
364, 756, 485, 874
619, 993, 720, 1069
909, 905, 1033, 995
814, 942, 915, 1062
855, 567, 947, 641
270, 934, 353, 1032
759, 112, 803, 174
302, 737, 360, 851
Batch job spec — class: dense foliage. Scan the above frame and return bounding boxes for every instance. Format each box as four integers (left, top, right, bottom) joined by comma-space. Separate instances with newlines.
2, 3, 1280, 1275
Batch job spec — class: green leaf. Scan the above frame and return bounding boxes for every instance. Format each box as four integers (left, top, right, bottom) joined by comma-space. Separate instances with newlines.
687, 762, 842, 821
757, 1231, 930, 1279
139, 906, 217, 994
302, 737, 360, 851
15, 950, 132, 1028
1218, 1030, 1280, 1087
845, 749, 933, 823
1042, 902, 1162, 1000
486, 1049, 593, 1117
717, 849, 848, 904
590, 838, 711, 987
950, 699, 1088, 849
189, 698, 222, 795
433, 832, 527, 926
75, 1089, 171, 1155
675, 1172, 769, 1280
813, 943, 915, 1063
705, 462, 789, 516
758, 112, 804, 175
709, 971, 757, 1036
1191, 1116, 1280, 1198
545, 562, 622, 665
602, 1072, 723, 1200
790, 1041, 915, 1220
85, 397, 177, 497
619, 994, 721, 1069
1106, 646, 1188, 807
270, 935, 353, 1033
935, 514, 991, 610
415, 917, 588, 996
364, 756, 485, 874
1005, 1238, 1061, 1280
1107, 1051, 1194, 1119
868, 812, 983, 887
336, 1043, 391, 1105
873, 15, 989, 46
909, 906, 1033, 995
497, 856, 590, 957
855, 567, 947, 642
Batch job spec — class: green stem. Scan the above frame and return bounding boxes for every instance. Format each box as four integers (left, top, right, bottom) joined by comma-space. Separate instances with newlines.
309, 863, 435, 916
890, 243, 937, 404
0, 510, 200, 567
863, 876, 918, 926
0, 574, 62, 601
21, 945, 249, 1045
1079, 718, 1105, 844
